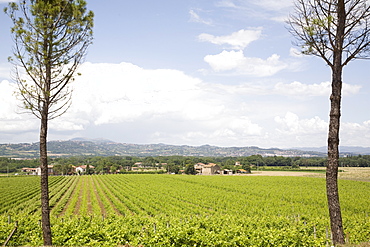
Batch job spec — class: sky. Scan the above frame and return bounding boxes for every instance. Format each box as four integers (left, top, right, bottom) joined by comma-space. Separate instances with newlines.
0, 0, 369, 149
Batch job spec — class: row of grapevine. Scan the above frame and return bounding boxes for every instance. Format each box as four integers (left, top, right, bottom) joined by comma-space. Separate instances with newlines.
0, 213, 349, 246
0, 174, 369, 246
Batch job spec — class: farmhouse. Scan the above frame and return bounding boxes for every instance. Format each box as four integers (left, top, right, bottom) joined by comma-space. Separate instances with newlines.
35, 165, 54, 175
22, 165, 55, 175
194, 163, 205, 174
221, 169, 233, 175
134, 162, 143, 167
76, 165, 95, 174
21, 167, 37, 175
194, 163, 220, 175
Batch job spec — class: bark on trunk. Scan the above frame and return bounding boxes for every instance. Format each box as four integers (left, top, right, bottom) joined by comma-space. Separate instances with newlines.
327, 72, 345, 245
40, 109, 52, 246
326, 1, 345, 244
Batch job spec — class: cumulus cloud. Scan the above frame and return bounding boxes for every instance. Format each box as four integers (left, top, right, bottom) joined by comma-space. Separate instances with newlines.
149, 115, 265, 147
339, 121, 370, 146
0, 80, 39, 135
204, 50, 287, 76
198, 29, 262, 50
199, 29, 290, 77
275, 112, 328, 135
273, 112, 370, 147
342, 83, 362, 96
63, 62, 267, 146
1, 61, 367, 148
272, 112, 329, 147
52, 62, 201, 131
0, 62, 267, 144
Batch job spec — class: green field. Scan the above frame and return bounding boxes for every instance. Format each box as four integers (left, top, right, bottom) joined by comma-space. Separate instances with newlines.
0, 174, 369, 246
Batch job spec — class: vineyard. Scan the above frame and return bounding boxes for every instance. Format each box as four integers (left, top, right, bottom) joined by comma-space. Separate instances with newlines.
0, 174, 369, 246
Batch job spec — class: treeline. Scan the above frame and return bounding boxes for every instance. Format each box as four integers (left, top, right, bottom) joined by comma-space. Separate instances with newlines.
1, 155, 370, 175
0, 157, 39, 173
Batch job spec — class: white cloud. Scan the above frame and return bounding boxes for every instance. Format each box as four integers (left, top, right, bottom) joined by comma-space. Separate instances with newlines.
0, 80, 38, 134
198, 29, 262, 50
339, 121, 370, 146
275, 112, 328, 135
0, 63, 12, 79
0, 61, 367, 148
215, 0, 292, 22
204, 50, 246, 71
202, 80, 361, 100
0, 80, 18, 119
342, 83, 362, 96
204, 50, 287, 76
149, 115, 265, 147
272, 112, 370, 147
228, 117, 263, 135
275, 81, 331, 97
274, 81, 361, 97
251, 0, 293, 11
0, 62, 266, 145
273, 112, 328, 147
219, 0, 292, 13
189, 9, 212, 25
65, 62, 204, 126
215, 1, 237, 8
66, 62, 266, 144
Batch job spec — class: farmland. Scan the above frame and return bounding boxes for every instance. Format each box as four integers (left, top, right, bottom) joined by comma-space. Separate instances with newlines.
0, 174, 369, 246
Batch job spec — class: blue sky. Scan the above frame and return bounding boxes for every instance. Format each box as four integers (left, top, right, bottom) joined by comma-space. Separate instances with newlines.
0, 0, 369, 148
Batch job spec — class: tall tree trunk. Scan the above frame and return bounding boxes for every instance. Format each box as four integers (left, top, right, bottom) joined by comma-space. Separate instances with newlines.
327, 68, 345, 245
40, 106, 52, 246
326, 0, 345, 245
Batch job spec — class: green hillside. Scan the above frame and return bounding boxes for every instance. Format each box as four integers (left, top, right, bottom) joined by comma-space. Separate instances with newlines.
0, 140, 325, 158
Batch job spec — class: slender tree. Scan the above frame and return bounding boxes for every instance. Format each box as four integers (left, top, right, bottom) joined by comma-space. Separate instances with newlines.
5, 0, 93, 245
288, 0, 370, 244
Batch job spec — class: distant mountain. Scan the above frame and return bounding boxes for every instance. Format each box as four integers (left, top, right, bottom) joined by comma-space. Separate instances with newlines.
0, 139, 327, 158
294, 146, 370, 155
339, 146, 370, 155
70, 137, 116, 144
3, 139, 369, 158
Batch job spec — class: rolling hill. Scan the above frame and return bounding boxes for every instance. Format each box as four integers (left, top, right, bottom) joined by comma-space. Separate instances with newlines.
0, 138, 331, 158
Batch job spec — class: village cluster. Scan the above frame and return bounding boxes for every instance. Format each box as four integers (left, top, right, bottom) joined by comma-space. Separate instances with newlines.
20, 162, 250, 176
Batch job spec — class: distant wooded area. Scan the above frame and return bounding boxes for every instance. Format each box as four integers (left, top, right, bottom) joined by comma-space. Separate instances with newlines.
1, 154, 370, 174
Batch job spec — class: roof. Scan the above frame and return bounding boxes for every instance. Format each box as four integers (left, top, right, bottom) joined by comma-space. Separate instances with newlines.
203, 163, 220, 168
78, 165, 95, 169
204, 163, 218, 167
22, 167, 37, 171
195, 163, 205, 166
